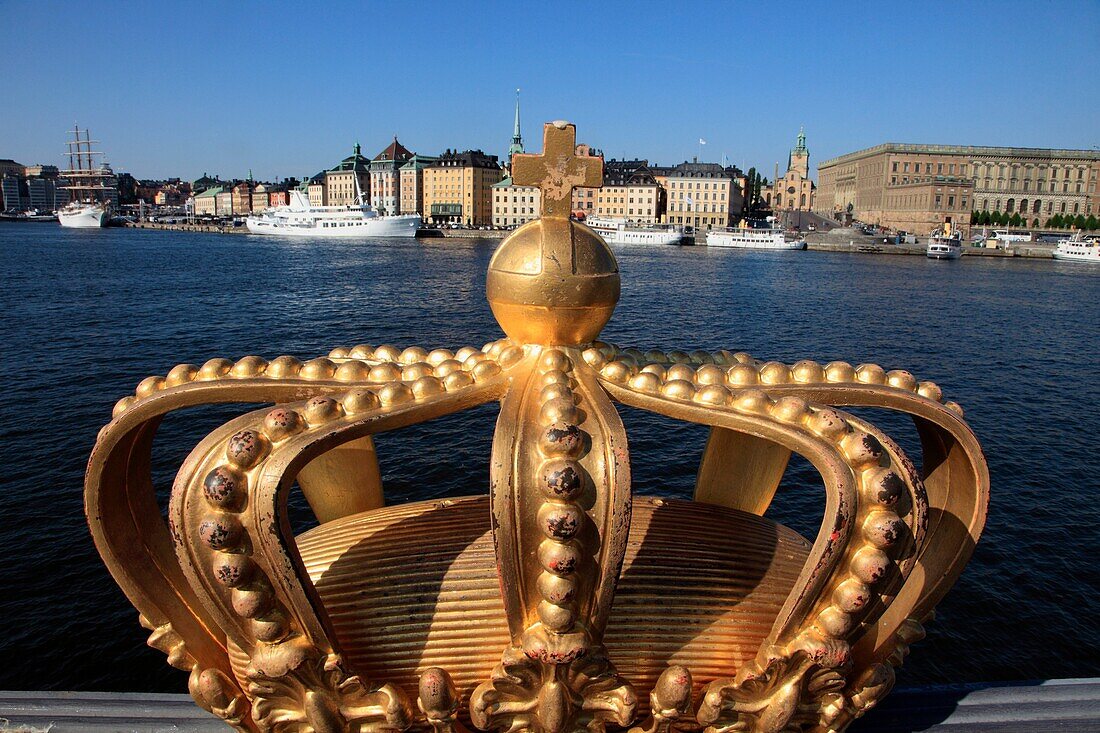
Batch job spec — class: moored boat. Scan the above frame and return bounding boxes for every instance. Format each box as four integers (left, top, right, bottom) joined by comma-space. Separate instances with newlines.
246, 190, 421, 238
583, 216, 685, 245
1052, 231, 1100, 263
58, 125, 116, 229
706, 220, 806, 250
926, 222, 963, 259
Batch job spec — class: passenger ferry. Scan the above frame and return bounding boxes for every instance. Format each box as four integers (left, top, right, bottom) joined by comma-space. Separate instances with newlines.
706, 220, 806, 250
926, 222, 964, 260
1052, 231, 1100, 263
583, 216, 685, 245
246, 190, 420, 238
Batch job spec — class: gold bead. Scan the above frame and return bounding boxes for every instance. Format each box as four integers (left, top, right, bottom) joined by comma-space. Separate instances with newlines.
945, 401, 965, 416
733, 388, 772, 414
628, 372, 661, 393
266, 355, 302, 378
863, 511, 904, 549
792, 360, 826, 383
539, 382, 573, 403
917, 381, 943, 401
666, 363, 695, 382
825, 361, 857, 382
433, 359, 463, 377
135, 375, 165, 398
759, 361, 791, 385
816, 606, 855, 638
197, 358, 232, 380
348, 344, 374, 359
666, 350, 691, 363
300, 357, 337, 380
427, 348, 455, 366
640, 363, 667, 379
537, 600, 576, 633
582, 347, 607, 368
733, 352, 755, 364
327, 346, 350, 359
368, 363, 402, 382
402, 362, 434, 381
694, 384, 732, 405
262, 408, 304, 441
694, 364, 726, 385
661, 379, 696, 401
726, 363, 759, 386
165, 364, 199, 387
806, 408, 849, 440
400, 346, 429, 364
536, 572, 577, 605
541, 368, 571, 386
374, 344, 401, 362
850, 546, 891, 585
841, 431, 885, 467
540, 348, 570, 372
342, 389, 380, 414
499, 345, 525, 367
600, 361, 631, 383
771, 396, 809, 423
411, 375, 445, 398
334, 360, 370, 382
712, 350, 736, 366
304, 396, 342, 424
689, 349, 712, 364
886, 370, 918, 391
833, 579, 872, 613
472, 361, 502, 382
442, 371, 474, 390
454, 346, 480, 362
112, 395, 136, 418
378, 383, 414, 406
225, 430, 267, 469
855, 363, 887, 384
540, 398, 578, 426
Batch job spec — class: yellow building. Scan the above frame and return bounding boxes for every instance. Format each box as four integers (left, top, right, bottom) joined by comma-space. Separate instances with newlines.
398, 155, 438, 217
592, 160, 662, 223
492, 177, 540, 227
570, 143, 602, 217
662, 160, 744, 230
191, 186, 222, 216
305, 172, 326, 207
326, 144, 370, 207
422, 149, 502, 226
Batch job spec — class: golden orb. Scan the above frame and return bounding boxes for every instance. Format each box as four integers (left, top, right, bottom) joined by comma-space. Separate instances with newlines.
486, 217, 619, 345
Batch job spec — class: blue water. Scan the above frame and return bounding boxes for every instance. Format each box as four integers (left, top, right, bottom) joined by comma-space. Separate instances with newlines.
1, 222, 1098, 693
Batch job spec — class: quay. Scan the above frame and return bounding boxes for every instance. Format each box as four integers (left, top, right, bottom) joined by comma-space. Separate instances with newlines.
2, 678, 1097, 731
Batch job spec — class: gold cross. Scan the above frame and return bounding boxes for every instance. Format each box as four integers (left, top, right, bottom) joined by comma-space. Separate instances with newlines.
512, 121, 603, 219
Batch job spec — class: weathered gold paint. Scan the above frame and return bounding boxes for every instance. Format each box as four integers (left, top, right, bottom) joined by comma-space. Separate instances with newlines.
86, 121, 988, 733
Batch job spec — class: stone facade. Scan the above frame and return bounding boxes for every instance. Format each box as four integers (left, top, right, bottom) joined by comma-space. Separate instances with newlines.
767, 128, 815, 212
370, 138, 414, 215
592, 160, 662, 223
422, 149, 502, 226
817, 143, 1100, 232
492, 176, 540, 227
326, 144, 370, 207
661, 160, 744, 230
399, 155, 437, 217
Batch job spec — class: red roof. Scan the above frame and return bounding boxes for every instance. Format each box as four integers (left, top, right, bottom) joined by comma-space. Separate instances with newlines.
374, 137, 413, 162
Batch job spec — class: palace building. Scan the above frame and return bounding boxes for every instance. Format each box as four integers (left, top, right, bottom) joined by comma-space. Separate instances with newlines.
817, 143, 1100, 234
421, 149, 502, 226
661, 159, 744, 231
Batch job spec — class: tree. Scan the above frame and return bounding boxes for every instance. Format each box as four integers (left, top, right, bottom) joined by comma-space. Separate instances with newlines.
1033, 218, 1040, 227
745, 167, 756, 208
1048, 213, 1064, 228
1073, 214, 1087, 229
1009, 212, 1023, 227
991, 211, 1005, 225
978, 210, 991, 226
969, 210, 978, 225
1085, 215, 1099, 230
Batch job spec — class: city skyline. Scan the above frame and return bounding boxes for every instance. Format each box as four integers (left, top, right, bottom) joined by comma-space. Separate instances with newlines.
2, 0, 1098, 180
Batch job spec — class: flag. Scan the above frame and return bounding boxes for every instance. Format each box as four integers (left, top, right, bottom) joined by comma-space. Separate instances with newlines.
698, 138, 707, 145
686, 195, 694, 209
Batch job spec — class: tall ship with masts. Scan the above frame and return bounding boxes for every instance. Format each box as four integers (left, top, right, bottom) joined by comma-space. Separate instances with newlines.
58, 125, 117, 228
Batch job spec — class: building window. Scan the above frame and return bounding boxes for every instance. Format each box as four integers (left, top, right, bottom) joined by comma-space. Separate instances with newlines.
892, 162, 898, 172
948, 195, 955, 207
1006, 198, 1015, 212
937, 163, 943, 174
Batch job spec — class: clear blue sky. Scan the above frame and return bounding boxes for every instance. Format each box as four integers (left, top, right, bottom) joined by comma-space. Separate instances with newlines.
2, 0, 1097, 182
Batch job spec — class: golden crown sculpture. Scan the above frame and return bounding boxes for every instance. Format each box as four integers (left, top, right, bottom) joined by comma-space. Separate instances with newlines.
87, 121, 988, 733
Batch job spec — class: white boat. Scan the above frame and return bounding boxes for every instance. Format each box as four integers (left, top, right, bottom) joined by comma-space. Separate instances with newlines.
1052, 231, 1100, 263
584, 216, 685, 245
58, 125, 116, 228
706, 221, 806, 250
926, 222, 963, 259
246, 190, 421, 238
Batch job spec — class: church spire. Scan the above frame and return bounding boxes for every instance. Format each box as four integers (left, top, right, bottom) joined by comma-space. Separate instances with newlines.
794, 126, 806, 154
508, 88, 524, 158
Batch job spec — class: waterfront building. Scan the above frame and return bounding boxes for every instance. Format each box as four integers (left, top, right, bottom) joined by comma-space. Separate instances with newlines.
191, 173, 221, 194
662, 159, 744, 230
154, 181, 191, 207
1, 173, 26, 211
570, 143, 603, 217
593, 159, 663, 223
192, 185, 224, 217
817, 143, 1100, 233
326, 144, 371, 207
422, 149, 502, 226
0, 158, 23, 177
215, 189, 234, 217
27, 176, 59, 211
305, 172, 327, 207
250, 184, 270, 212
370, 137, 414, 215
492, 176, 540, 227
231, 181, 254, 214
765, 127, 815, 213
398, 155, 438, 217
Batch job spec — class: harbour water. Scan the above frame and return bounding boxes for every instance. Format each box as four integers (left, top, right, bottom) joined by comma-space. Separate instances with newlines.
1, 222, 1098, 693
